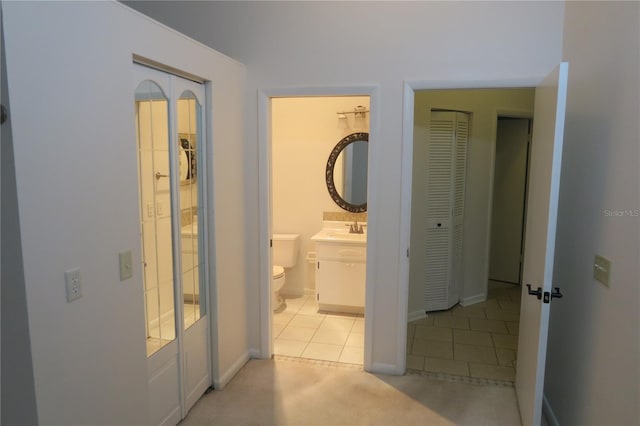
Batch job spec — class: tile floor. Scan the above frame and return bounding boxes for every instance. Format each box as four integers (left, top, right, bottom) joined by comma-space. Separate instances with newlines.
406, 281, 521, 382
273, 294, 364, 365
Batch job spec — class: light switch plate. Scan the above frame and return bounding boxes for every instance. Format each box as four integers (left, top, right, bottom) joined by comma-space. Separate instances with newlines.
119, 250, 133, 281
594, 255, 611, 287
65, 268, 82, 302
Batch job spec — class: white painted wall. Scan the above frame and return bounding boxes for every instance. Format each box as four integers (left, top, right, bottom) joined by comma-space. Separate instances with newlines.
545, 2, 640, 424
408, 89, 534, 318
2, 1, 246, 423
126, 0, 564, 372
272, 96, 369, 296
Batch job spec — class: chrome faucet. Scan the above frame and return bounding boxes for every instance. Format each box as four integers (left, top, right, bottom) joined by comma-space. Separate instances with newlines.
348, 220, 364, 234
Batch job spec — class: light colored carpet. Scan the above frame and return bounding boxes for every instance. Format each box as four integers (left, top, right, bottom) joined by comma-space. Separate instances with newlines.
181, 358, 522, 425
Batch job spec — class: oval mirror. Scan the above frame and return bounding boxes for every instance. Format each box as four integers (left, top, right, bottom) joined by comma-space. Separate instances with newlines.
326, 132, 368, 213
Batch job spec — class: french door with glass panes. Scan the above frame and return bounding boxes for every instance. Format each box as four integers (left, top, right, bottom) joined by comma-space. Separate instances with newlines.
133, 63, 210, 425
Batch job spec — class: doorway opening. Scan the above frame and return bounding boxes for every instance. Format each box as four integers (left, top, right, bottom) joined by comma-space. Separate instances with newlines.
488, 117, 532, 287
269, 95, 370, 366
406, 88, 535, 383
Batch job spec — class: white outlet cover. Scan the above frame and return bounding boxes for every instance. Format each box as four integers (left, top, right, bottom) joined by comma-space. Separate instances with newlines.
65, 268, 82, 302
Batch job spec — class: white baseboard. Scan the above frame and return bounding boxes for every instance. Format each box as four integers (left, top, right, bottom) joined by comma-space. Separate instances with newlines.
543, 393, 559, 426
460, 293, 486, 306
370, 362, 402, 375
408, 309, 427, 323
303, 288, 315, 296
248, 348, 262, 359
214, 351, 250, 390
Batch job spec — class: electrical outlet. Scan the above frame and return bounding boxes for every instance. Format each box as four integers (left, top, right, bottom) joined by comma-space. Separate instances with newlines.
65, 268, 82, 302
594, 255, 611, 287
119, 250, 133, 281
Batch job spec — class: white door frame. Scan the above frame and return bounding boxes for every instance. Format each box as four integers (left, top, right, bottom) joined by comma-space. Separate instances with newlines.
398, 77, 547, 374
257, 86, 379, 369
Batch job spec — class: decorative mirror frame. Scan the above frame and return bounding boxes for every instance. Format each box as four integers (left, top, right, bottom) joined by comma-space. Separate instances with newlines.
325, 132, 369, 213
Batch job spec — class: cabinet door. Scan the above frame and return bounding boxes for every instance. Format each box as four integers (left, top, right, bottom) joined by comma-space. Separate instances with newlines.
317, 260, 366, 307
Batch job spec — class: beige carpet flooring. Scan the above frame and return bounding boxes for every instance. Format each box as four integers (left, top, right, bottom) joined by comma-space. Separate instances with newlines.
180, 358, 522, 426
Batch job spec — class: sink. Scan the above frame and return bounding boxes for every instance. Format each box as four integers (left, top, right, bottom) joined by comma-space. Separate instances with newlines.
311, 229, 366, 243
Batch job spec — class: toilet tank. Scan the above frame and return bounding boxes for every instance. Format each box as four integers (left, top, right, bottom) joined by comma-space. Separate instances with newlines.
272, 234, 300, 268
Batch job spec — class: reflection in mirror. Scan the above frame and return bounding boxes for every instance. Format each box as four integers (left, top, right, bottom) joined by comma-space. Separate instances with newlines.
337, 141, 368, 205
177, 90, 204, 330
135, 80, 176, 356
326, 132, 368, 213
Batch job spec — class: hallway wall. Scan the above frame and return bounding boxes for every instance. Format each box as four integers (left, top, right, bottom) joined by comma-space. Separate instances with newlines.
125, 0, 565, 372
2, 2, 246, 423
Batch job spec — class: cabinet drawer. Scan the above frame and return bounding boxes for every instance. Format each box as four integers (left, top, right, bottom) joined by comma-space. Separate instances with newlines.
316, 242, 366, 262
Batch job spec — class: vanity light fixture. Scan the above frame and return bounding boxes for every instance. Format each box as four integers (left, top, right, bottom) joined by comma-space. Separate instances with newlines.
336, 105, 369, 130
337, 113, 349, 129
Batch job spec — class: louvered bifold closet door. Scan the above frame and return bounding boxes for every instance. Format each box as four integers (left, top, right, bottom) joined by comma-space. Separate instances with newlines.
449, 113, 469, 304
422, 111, 469, 312
423, 112, 455, 311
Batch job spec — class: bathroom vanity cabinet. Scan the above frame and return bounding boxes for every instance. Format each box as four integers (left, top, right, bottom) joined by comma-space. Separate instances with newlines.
315, 241, 366, 314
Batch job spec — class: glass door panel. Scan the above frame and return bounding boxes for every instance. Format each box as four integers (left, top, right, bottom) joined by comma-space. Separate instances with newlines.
135, 80, 176, 357
177, 91, 204, 330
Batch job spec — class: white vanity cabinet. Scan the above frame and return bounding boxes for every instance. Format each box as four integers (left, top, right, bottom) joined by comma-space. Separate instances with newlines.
315, 241, 366, 314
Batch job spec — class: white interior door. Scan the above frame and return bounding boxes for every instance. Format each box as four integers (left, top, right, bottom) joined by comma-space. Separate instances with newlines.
515, 62, 568, 426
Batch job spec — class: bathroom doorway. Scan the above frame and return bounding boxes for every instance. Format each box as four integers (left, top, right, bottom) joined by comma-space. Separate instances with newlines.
266, 94, 371, 366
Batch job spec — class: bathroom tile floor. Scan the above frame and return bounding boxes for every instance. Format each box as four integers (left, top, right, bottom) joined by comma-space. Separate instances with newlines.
273, 295, 364, 365
407, 281, 521, 382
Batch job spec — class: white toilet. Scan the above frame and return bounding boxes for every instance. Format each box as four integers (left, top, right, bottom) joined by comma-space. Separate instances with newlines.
272, 234, 300, 313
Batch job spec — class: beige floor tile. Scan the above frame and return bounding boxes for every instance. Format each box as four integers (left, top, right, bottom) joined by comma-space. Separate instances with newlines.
352, 318, 365, 333
496, 348, 517, 367
485, 308, 520, 322
469, 317, 509, 334
412, 339, 453, 359
414, 325, 453, 342
427, 310, 452, 317
492, 333, 519, 350
469, 363, 515, 381
279, 325, 316, 342
498, 300, 521, 311
406, 354, 425, 370
311, 327, 349, 345
345, 332, 364, 348
289, 314, 325, 329
410, 316, 434, 326
506, 321, 520, 335
297, 300, 321, 315
453, 329, 493, 347
451, 305, 487, 319
407, 323, 416, 342
272, 311, 295, 325
274, 339, 307, 357
434, 316, 470, 329
273, 322, 286, 339
283, 297, 306, 312
302, 342, 342, 362
454, 343, 497, 365
338, 346, 363, 364
320, 317, 355, 332
424, 357, 470, 376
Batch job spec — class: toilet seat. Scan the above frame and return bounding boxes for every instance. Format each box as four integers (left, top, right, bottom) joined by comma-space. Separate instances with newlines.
272, 265, 285, 279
